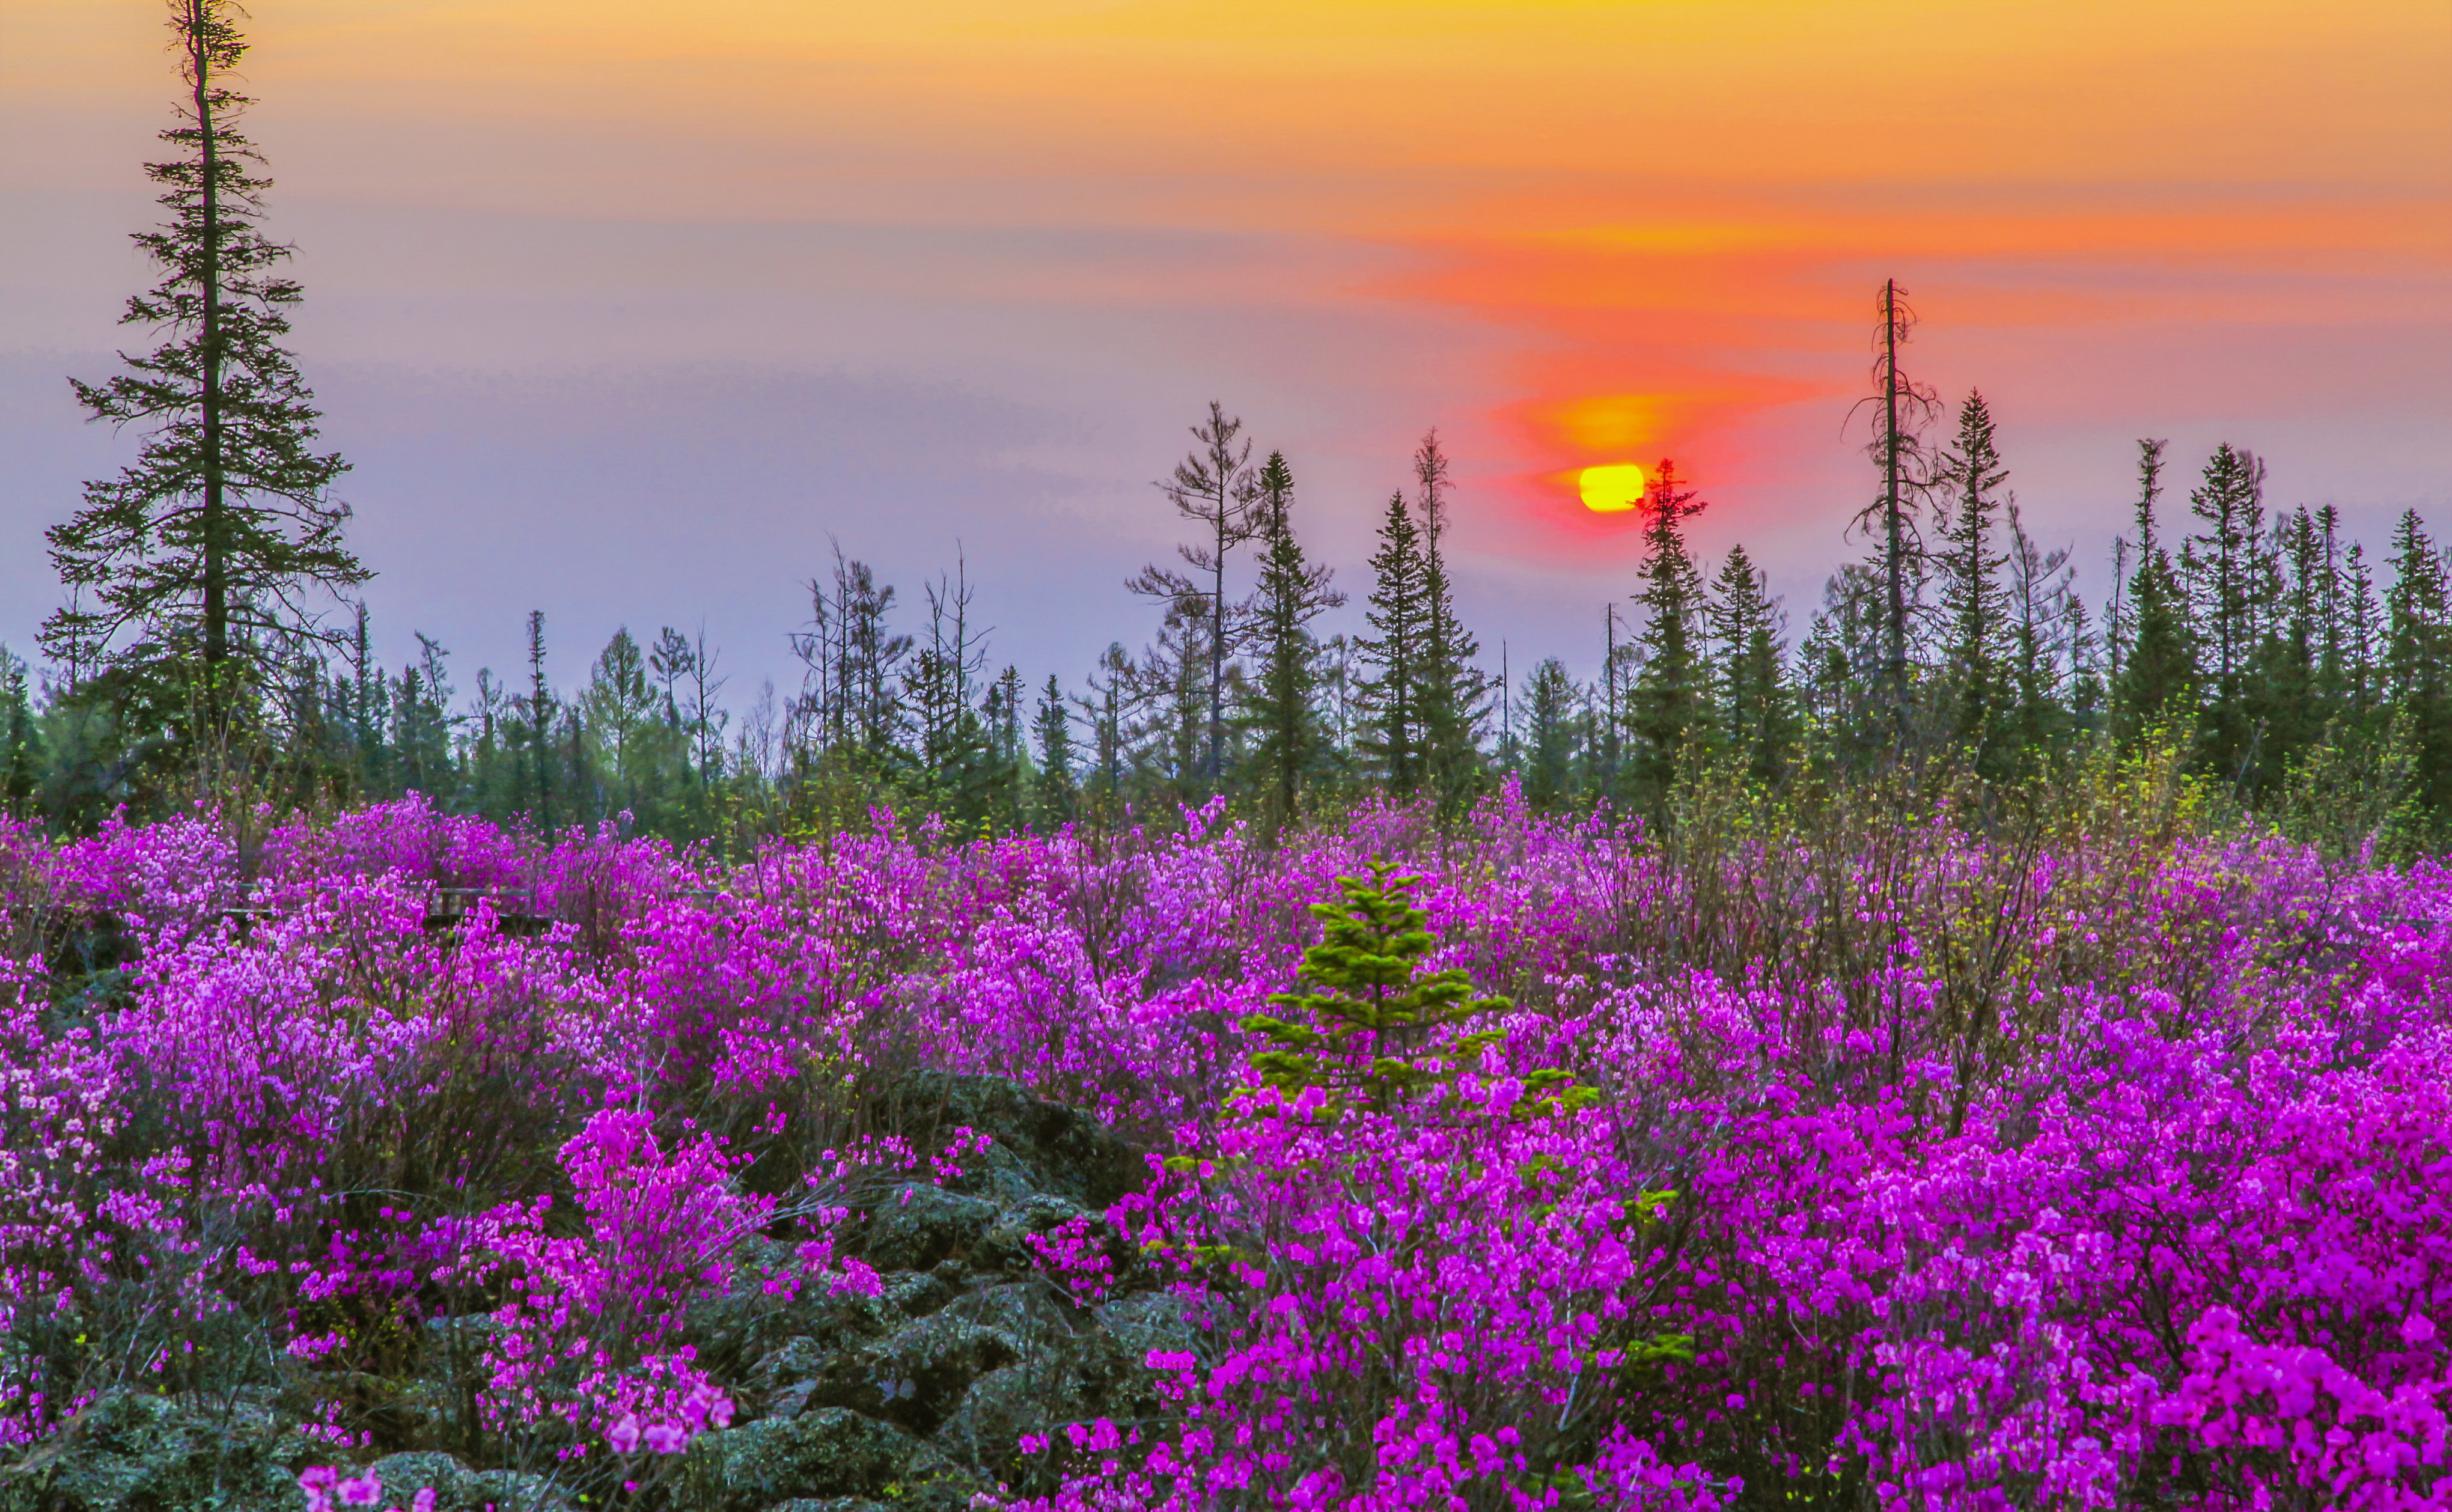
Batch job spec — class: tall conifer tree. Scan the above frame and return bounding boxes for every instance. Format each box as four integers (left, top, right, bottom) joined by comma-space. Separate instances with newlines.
1519, 658, 1579, 810
1031, 674, 1076, 825
2383, 510, 2452, 817
1629, 461, 1709, 800
526, 611, 553, 830
1935, 391, 2009, 763
2114, 440, 2196, 744
0, 651, 41, 818
1359, 492, 1430, 794
2182, 443, 2271, 780
1706, 544, 1793, 784
1139, 402, 1260, 788
1411, 431, 1483, 807
2001, 502, 2078, 767
44, 0, 366, 742
1243, 451, 1341, 819
1852, 280, 1940, 746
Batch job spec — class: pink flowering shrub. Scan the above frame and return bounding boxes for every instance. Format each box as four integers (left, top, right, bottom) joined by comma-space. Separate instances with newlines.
0, 785, 2445, 1509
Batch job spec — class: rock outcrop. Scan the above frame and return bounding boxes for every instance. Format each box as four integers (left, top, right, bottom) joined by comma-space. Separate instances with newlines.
0, 1074, 1187, 1512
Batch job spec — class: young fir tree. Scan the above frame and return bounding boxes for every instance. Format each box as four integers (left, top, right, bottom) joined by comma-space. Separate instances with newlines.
2114, 440, 2197, 746
1238, 862, 1518, 1119
1358, 492, 1430, 794
1410, 431, 1484, 809
1934, 391, 2009, 766
1629, 461, 1710, 801
1242, 451, 1341, 820
1706, 544, 1793, 785
43, 0, 367, 744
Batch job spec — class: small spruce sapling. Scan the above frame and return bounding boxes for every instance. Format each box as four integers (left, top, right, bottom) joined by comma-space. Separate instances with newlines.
1237, 861, 1588, 1120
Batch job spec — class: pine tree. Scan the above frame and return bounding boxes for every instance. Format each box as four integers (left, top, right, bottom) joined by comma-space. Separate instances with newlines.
1123, 590, 1212, 800
1850, 279, 1941, 747
649, 627, 695, 734
1629, 460, 1709, 800
790, 548, 910, 765
1243, 451, 1342, 820
1411, 431, 1484, 809
2266, 507, 2326, 787
1141, 401, 1260, 789
1706, 544, 1793, 784
391, 633, 454, 797
581, 629, 660, 805
1597, 605, 1627, 800
526, 611, 554, 830
1073, 644, 1136, 802
42, 0, 366, 740
2383, 510, 2452, 819
680, 627, 728, 790
2344, 539, 2382, 720
1031, 674, 1076, 825
2114, 440, 2196, 745
906, 564, 992, 812
2001, 502, 2078, 767
1518, 658, 1579, 811
1358, 492, 1430, 794
2313, 505, 2352, 711
0, 650, 42, 818
2182, 443, 2271, 781
349, 603, 385, 794
980, 665, 1026, 830
1238, 862, 1513, 1118
1798, 564, 1886, 769
1935, 391, 2009, 763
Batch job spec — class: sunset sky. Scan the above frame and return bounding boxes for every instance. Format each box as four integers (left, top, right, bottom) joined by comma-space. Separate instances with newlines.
4, 0, 2447, 694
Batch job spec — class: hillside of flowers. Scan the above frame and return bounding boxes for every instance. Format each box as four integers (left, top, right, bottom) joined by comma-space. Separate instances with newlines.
2, 768, 2449, 1512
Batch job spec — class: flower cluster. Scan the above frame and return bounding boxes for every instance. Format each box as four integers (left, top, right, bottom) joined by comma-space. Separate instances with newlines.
0, 787, 2445, 1510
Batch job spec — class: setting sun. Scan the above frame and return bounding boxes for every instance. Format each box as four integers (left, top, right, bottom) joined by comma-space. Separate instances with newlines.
1578, 462, 1645, 513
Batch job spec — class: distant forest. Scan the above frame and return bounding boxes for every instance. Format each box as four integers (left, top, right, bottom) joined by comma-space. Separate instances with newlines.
4, 0, 2441, 854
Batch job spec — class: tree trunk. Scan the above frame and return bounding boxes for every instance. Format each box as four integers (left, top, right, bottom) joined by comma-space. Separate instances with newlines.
192, 0, 229, 719
1883, 279, 1906, 751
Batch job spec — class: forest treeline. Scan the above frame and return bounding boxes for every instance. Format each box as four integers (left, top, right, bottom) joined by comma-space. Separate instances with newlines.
3, 0, 2442, 853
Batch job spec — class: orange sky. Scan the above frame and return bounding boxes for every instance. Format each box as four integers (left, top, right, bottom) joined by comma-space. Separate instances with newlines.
3, 0, 2448, 681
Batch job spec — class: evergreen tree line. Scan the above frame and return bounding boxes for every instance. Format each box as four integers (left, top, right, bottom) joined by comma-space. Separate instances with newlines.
11, 380, 2449, 849
7, 1, 2443, 851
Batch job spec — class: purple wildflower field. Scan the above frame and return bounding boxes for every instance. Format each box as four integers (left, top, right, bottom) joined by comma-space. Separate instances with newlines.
2, 780, 2447, 1512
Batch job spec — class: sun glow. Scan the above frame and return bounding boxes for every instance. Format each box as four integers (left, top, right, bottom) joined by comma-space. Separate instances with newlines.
1578, 462, 1645, 513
